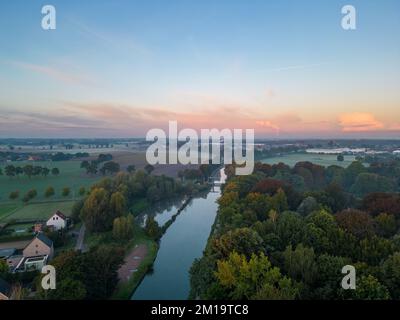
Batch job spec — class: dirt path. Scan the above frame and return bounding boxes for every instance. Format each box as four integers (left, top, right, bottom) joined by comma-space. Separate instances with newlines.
118, 244, 148, 283
75, 224, 86, 252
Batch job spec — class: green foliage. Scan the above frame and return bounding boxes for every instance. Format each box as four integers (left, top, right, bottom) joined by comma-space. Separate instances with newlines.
144, 216, 162, 240
37, 245, 124, 300
81, 188, 126, 232
44, 186, 55, 198
62, 187, 70, 197
113, 214, 134, 241
9, 190, 19, 200
382, 252, 400, 298
190, 159, 400, 300
353, 275, 390, 300
215, 251, 299, 300
0, 259, 8, 275
78, 186, 86, 196
22, 189, 37, 202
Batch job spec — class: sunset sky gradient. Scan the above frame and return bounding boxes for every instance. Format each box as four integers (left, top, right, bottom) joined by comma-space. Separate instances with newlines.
0, 0, 399, 138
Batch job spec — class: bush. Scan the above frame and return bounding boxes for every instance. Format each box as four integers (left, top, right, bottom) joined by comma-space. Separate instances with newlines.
62, 187, 71, 197
9, 190, 19, 200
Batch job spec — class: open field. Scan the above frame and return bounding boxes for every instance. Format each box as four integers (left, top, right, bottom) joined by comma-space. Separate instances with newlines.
0, 160, 100, 203
0, 200, 75, 222
261, 153, 357, 168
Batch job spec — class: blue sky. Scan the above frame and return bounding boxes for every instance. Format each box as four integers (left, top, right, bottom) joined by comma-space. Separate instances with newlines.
0, 0, 399, 138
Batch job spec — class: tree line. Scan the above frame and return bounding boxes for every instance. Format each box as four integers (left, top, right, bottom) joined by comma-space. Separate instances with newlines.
190, 160, 400, 300
0, 165, 60, 179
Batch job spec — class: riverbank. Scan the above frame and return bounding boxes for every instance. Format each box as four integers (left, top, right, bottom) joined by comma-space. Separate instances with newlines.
113, 196, 194, 299
132, 168, 226, 300
113, 236, 158, 300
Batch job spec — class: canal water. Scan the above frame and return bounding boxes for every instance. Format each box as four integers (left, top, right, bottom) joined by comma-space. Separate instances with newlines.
132, 168, 226, 300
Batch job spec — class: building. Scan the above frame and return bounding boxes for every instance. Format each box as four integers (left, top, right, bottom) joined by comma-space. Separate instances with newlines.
23, 255, 48, 272
23, 233, 54, 260
0, 278, 11, 300
46, 210, 67, 231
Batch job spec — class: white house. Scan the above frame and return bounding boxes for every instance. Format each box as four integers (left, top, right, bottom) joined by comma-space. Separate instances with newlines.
46, 210, 67, 230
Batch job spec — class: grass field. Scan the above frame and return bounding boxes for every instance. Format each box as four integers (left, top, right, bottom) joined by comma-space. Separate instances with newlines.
261, 153, 357, 168
0, 160, 100, 203
0, 200, 75, 222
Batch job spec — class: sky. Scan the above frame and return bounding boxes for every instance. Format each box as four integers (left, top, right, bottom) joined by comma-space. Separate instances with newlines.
0, 0, 399, 138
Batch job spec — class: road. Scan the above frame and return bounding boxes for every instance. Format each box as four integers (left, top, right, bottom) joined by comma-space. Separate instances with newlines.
75, 224, 86, 252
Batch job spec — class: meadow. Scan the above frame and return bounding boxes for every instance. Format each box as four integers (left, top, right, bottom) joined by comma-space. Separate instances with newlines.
261, 153, 357, 168
0, 160, 100, 222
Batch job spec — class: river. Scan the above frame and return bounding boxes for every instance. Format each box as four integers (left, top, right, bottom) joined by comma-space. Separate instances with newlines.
132, 168, 226, 300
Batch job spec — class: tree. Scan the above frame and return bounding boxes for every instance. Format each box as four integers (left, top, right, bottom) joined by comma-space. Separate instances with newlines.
0, 167, 2, 175
0, 259, 8, 275
335, 209, 374, 239
353, 275, 390, 300
211, 228, 264, 259
51, 167, 60, 176
62, 187, 71, 197
297, 196, 319, 216
382, 252, 400, 298
5, 165, 16, 178
362, 193, 400, 217
78, 186, 86, 196
15, 166, 23, 178
9, 190, 19, 200
283, 244, 318, 287
127, 165, 136, 174
337, 154, 344, 162
33, 166, 42, 177
351, 173, 396, 196
113, 214, 134, 241
81, 188, 112, 232
46, 278, 87, 300
144, 164, 155, 175
23, 189, 37, 202
215, 251, 299, 300
110, 191, 126, 219
100, 161, 120, 175
86, 161, 98, 175
80, 160, 90, 170
45, 186, 55, 198
145, 216, 162, 240
23, 165, 33, 178
374, 213, 397, 238
343, 161, 366, 188
71, 199, 84, 223
41, 167, 50, 177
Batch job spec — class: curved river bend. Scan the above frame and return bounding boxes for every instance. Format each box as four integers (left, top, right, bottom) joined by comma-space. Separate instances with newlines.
132, 169, 226, 300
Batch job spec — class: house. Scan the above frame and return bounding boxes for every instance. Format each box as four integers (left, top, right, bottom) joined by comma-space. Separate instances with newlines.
46, 210, 67, 231
0, 278, 11, 300
23, 233, 54, 260
28, 155, 42, 161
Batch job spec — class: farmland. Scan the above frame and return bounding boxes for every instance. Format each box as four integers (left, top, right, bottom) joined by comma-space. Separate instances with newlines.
0, 160, 100, 203
0, 200, 76, 222
261, 153, 357, 168
0, 160, 100, 225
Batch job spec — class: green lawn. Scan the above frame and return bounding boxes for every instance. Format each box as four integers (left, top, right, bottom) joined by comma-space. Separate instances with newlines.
0, 203, 19, 220
0, 160, 100, 203
261, 153, 357, 168
0, 200, 75, 222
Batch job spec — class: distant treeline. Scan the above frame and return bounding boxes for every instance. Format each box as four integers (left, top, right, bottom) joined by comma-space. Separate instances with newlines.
0, 165, 60, 178
0, 151, 89, 162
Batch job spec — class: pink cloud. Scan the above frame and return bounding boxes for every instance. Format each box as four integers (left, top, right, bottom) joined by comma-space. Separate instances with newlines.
338, 112, 384, 132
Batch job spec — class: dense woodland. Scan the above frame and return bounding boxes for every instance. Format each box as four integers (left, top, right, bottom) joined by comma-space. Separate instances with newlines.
190, 160, 400, 300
